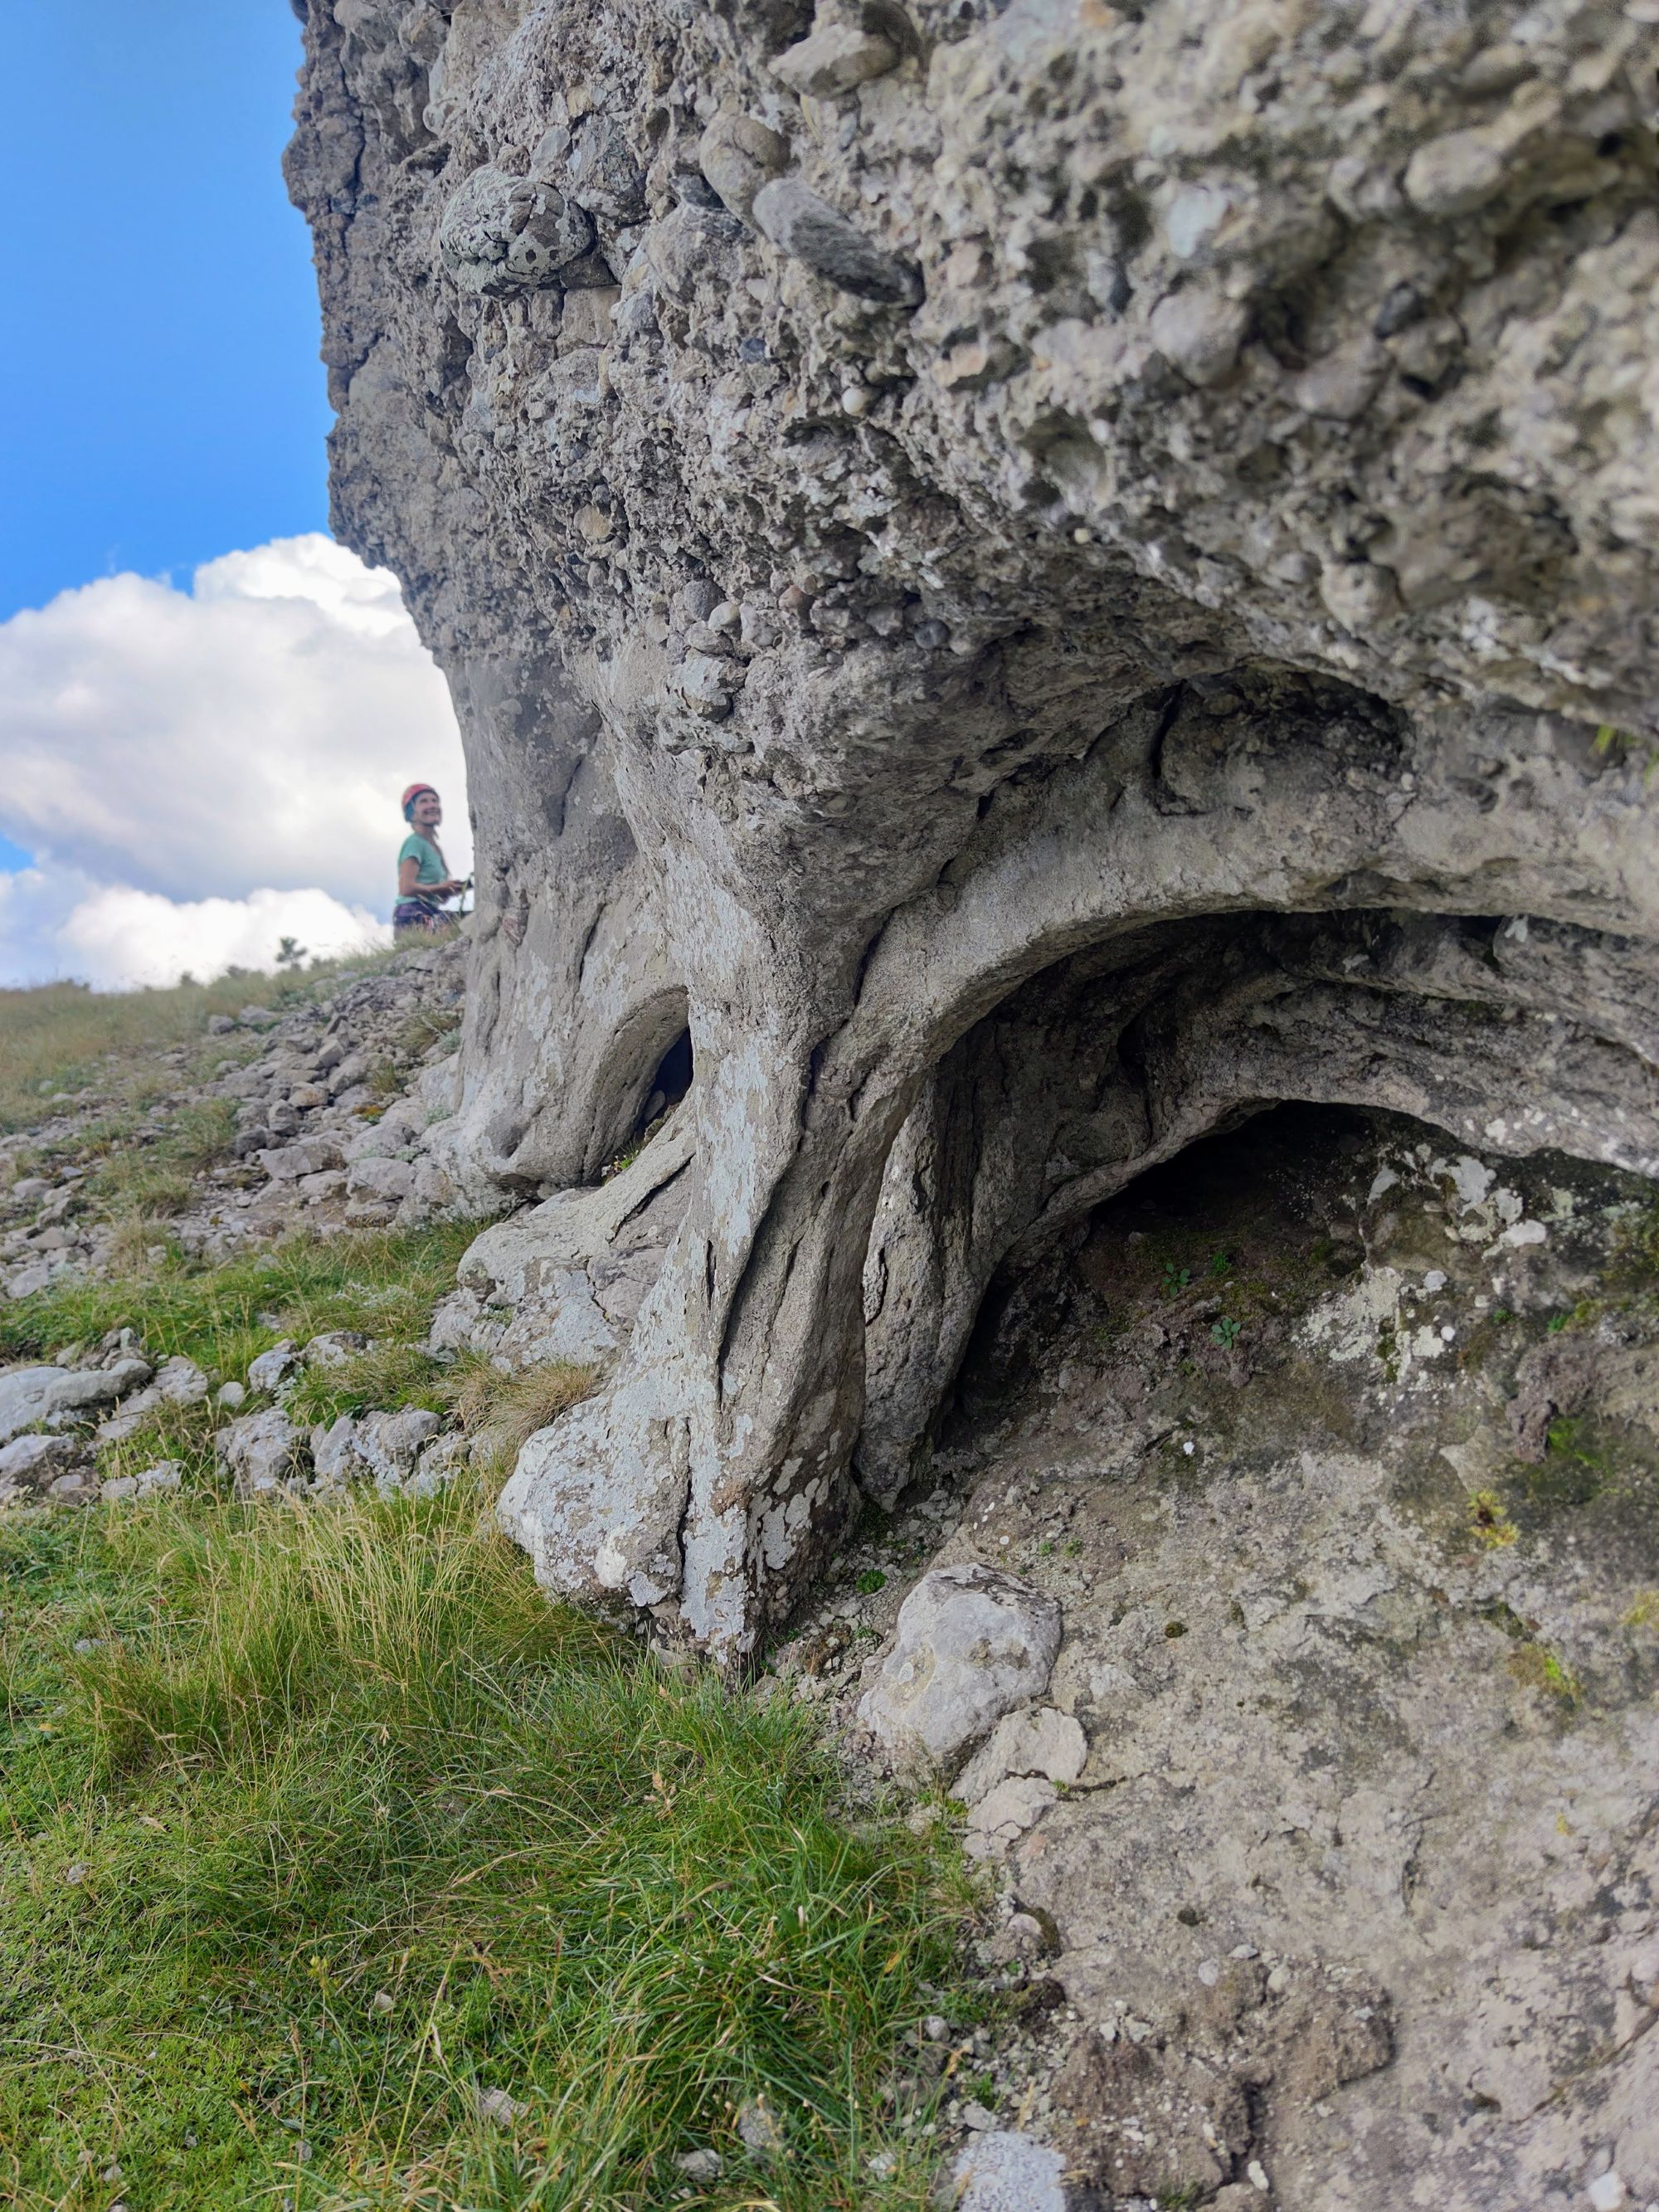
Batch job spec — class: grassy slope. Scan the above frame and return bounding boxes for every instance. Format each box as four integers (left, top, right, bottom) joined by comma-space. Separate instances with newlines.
0, 981, 975, 2210
0, 956, 411, 1140
1, 1483, 967, 2211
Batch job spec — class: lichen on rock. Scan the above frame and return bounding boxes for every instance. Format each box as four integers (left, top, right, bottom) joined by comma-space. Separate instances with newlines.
285, 0, 1659, 1675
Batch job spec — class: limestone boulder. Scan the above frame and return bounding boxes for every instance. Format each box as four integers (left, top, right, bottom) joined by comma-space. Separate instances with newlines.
0, 1358, 152, 1445
216, 1407, 307, 1498
856, 1566, 1063, 1777
287, 0, 1659, 1676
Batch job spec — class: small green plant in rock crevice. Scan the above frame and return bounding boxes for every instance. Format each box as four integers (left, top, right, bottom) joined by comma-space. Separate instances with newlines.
1468, 1489, 1518, 1549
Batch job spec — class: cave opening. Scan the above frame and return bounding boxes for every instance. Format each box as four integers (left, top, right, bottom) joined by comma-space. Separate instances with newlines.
640, 1026, 693, 1132
937, 1096, 1643, 1484
591, 998, 695, 1177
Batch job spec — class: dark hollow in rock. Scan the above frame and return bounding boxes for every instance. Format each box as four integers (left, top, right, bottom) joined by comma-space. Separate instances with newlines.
285, 3, 1659, 1678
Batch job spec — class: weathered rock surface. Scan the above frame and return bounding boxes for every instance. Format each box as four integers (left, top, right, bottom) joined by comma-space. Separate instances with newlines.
287, 0, 1659, 1677
0, 1359, 151, 1445
856, 1563, 1061, 1775
951, 2129, 1068, 2212
776, 1108, 1659, 2208
217, 1407, 307, 1498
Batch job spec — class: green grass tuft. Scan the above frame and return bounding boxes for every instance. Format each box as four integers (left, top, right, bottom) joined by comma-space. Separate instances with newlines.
0, 1481, 971, 2210
0, 1221, 483, 1384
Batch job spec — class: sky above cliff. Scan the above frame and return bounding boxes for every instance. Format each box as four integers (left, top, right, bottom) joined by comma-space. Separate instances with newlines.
0, 1, 467, 988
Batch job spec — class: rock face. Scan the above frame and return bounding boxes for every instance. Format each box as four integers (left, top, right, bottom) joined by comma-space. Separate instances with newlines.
287, 2, 1659, 1663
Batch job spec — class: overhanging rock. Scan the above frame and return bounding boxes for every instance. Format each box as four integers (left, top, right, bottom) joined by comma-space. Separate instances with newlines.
289, 0, 1659, 1662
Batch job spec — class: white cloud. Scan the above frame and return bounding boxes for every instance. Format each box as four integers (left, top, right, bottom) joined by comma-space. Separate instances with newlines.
0, 535, 469, 989
0, 863, 389, 992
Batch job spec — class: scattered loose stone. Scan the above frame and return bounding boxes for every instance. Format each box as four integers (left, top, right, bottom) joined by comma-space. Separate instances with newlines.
857, 1565, 1062, 1775
951, 2130, 1068, 2212
735, 2097, 786, 2159
100, 1461, 182, 1503
303, 1330, 369, 1368
474, 2085, 531, 2126
246, 1342, 299, 1396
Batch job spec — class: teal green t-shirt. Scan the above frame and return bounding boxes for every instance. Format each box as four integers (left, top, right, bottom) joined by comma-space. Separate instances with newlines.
398, 831, 446, 899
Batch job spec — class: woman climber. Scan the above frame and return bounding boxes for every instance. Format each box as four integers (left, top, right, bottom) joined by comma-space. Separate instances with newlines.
393, 782, 467, 936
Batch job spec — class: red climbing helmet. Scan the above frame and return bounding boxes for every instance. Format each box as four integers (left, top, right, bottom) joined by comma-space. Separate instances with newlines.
401, 782, 438, 819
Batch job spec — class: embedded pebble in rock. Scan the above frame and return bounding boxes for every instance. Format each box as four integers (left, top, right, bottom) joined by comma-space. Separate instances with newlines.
856, 1566, 1061, 1776
770, 21, 898, 98
951, 2130, 1068, 2212
750, 177, 922, 306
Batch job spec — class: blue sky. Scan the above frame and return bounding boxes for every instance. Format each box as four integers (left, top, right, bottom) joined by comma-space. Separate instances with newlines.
0, 2, 468, 987
0, 0, 329, 621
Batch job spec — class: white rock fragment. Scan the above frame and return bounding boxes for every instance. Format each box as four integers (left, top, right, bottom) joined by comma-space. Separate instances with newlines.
474, 2085, 530, 2126
0, 1359, 152, 1445
216, 1407, 306, 1498
951, 2129, 1068, 2212
965, 1775, 1058, 1861
957, 1706, 1087, 1805
735, 2096, 786, 2158
857, 1565, 1062, 1776
247, 1342, 299, 1396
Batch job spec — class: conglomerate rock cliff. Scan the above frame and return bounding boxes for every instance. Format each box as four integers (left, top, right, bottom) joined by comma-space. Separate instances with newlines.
286, 0, 1659, 1668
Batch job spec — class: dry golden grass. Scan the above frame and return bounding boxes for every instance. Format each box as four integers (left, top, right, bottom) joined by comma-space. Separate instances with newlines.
452, 1356, 598, 1455
0, 947, 401, 1136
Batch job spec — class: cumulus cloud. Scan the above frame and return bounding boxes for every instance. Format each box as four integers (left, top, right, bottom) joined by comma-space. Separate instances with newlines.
0, 535, 467, 988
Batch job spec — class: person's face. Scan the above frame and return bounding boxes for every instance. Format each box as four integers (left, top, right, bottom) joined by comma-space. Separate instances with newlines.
414, 792, 442, 831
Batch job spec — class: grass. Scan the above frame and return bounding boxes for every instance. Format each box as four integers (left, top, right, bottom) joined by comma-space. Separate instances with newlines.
0, 1222, 483, 1386
0, 1483, 971, 2210
287, 1349, 596, 1460
0, 950, 401, 1139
